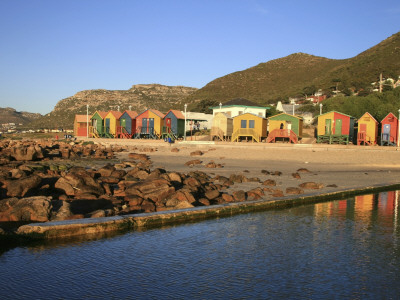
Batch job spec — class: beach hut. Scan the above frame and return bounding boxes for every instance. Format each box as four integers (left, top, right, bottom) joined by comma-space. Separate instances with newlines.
104, 111, 122, 138
357, 112, 378, 145
232, 113, 267, 143
210, 112, 233, 141
73, 115, 89, 137
381, 112, 399, 146
90, 111, 108, 138
317, 111, 356, 144
162, 109, 185, 140
117, 110, 138, 139
266, 113, 303, 143
135, 109, 165, 139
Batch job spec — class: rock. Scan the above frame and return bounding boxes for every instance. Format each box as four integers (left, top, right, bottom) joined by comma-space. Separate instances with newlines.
271, 189, 284, 197
5, 175, 42, 197
205, 161, 217, 168
0, 196, 52, 222
233, 190, 246, 202
190, 150, 204, 156
69, 198, 113, 215
97, 164, 116, 177
221, 193, 234, 202
168, 172, 182, 183
271, 171, 282, 176
299, 182, 324, 189
141, 199, 156, 212
327, 184, 338, 188
205, 189, 220, 200
171, 148, 179, 153
128, 153, 149, 161
198, 198, 210, 206
292, 172, 301, 179
229, 174, 248, 183
286, 187, 304, 195
261, 169, 270, 175
51, 200, 73, 221
10, 145, 42, 161
185, 159, 202, 166
262, 179, 276, 186
297, 168, 311, 173
125, 178, 175, 203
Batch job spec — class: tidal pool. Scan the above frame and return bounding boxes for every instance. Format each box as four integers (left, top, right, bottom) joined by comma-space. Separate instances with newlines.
1, 191, 399, 299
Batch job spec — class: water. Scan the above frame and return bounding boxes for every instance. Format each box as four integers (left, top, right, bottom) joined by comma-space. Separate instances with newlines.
1, 191, 400, 299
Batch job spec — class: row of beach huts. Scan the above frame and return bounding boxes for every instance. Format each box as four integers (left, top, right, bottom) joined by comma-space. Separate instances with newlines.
73, 98, 400, 146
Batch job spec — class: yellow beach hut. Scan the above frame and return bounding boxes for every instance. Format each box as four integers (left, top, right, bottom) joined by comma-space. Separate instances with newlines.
104, 111, 123, 138
210, 112, 233, 141
357, 112, 378, 145
232, 113, 267, 142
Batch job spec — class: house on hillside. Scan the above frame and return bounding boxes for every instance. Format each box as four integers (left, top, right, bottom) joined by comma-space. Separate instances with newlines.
210, 98, 269, 118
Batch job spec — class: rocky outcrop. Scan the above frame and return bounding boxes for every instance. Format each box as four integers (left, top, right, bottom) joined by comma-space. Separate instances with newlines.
0, 196, 52, 222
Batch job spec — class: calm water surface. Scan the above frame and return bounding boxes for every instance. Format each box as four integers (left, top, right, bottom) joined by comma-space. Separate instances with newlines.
1, 191, 400, 299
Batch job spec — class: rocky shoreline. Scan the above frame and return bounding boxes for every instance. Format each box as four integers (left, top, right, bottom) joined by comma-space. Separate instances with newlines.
2, 138, 400, 242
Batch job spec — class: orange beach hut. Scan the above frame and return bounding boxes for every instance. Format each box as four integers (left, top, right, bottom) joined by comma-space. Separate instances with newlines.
135, 109, 165, 138
74, 115, 89, 137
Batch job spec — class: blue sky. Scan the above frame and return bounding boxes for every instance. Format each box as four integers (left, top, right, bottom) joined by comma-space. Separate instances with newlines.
0, 0, 399, 114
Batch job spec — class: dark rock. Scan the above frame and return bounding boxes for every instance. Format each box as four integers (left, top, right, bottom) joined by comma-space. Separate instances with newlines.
185, 159, 202, 166
190, 150, 204, 156
299, 182, 324, 189
5, 175, 42, 197
286, 187, 304, 195
0, 196, 52, 222
262, 179, 276, 186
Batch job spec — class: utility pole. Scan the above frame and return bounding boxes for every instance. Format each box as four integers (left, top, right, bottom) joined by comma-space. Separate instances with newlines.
379, 73, 383, 93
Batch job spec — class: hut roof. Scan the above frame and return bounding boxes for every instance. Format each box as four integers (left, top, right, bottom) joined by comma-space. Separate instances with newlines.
150, 109, 165, 118
359, 112, 378, 123
268, 113, 303, 120
92, 111, 108, 119
232, 112, 265, 119
381, 112, 398, 122
107, 111, 123, 119
123, 110, 138, 119
166, 109, 185, 119
318, 111, 355, 119
75, 115, 88, 123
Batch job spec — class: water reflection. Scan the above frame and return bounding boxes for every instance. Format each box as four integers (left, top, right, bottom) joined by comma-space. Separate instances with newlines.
1, 190, 400, 299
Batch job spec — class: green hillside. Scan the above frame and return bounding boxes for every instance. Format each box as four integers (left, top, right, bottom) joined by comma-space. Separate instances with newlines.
186, 32, 400, 107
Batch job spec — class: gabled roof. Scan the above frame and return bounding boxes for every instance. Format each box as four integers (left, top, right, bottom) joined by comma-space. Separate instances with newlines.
318, 111, 355, 119
359, 112, 378, 123
268, 113, 303, 120
381, 112, 398, 122
122, 110, 138, 119
92, 111, 108, 119
75, 115, 88, 123
137, 108, 165, 119
232, 112, 265, 119
165, 109, 185, 119
106, 110, 123, 119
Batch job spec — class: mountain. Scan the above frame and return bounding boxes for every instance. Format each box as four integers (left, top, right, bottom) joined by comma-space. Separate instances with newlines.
0, 107, 42, 125
28, 84, 197, 129
187, 32, 400, 106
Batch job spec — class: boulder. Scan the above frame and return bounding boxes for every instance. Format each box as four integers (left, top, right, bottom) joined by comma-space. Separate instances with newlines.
286, 187, 304, 195
0, 196, 52, 222
233, 190, 246, 202
190, 150, 204, 156
5, 175, 42, 197
262, 179, 276, 186
205, 189, 220, 200
185, 159, 202, 166
299, 182, 324, 189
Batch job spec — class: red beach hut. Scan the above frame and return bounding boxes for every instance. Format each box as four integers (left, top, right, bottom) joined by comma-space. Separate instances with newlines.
381, 112, 399, 146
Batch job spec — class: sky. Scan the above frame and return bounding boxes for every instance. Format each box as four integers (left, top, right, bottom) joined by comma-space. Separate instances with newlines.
0, 0, 399, 115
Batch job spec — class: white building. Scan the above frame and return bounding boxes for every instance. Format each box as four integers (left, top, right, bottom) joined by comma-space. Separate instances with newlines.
210, 98, 270, 118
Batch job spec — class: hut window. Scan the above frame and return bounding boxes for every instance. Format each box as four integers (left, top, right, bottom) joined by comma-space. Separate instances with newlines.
241, 120, 247, 128
249, 120, 255, 128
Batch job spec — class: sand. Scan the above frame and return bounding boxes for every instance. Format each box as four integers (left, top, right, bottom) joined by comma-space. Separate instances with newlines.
101, 138, 400, 200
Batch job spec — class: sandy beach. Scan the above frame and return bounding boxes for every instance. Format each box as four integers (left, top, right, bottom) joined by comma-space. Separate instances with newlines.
99, 138, 400, 200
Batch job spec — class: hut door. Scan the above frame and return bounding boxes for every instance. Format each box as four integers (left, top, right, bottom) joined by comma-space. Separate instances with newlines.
105, 118, 110, 133
142, 118, 148, 133
383, 124, 390, 141
325, 119, 331, 135
360, 124, 366, 133
335, 119, 342, 135
121, 118, 126, 128
166, 118, 172, 132
149, 118, 155, 135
